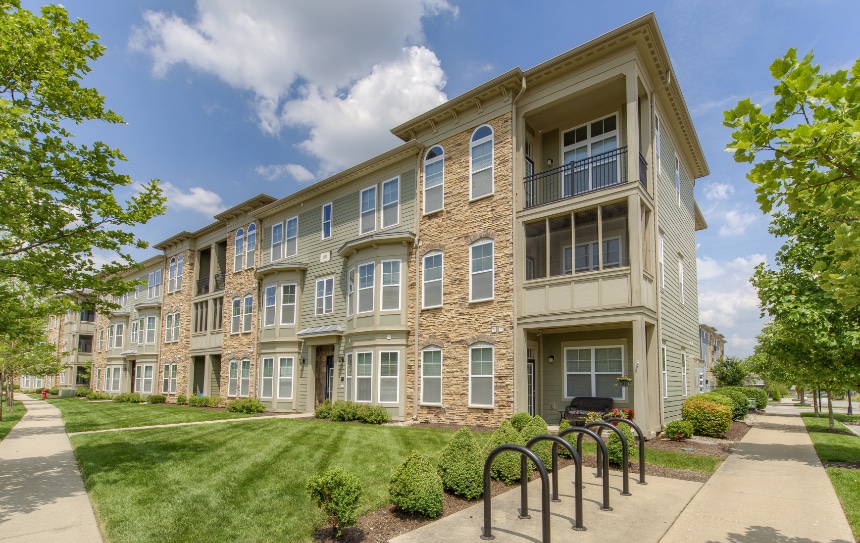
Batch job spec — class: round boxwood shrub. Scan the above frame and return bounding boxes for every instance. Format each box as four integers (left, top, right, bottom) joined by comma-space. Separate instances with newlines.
520, 415, 553, 472
711, 388, 749, 420
664, 420, 694, 441
437, 428, 483, 500
148, 394, 166, 404
510, 412, 532, 432
681, 398, 732, 437
389, 451, 444, 518
606, 423, 637, 466
226, 398, 266, 413
484, 421, 525, 484
306, 467, 363, 537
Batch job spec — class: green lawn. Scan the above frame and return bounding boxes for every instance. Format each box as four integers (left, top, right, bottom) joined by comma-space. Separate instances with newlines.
801, 413, 860, 540
48, 398, 254, 432
0, 400, 26, 441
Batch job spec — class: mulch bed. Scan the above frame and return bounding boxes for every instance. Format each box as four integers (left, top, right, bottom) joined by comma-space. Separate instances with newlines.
312, 420, 752, 542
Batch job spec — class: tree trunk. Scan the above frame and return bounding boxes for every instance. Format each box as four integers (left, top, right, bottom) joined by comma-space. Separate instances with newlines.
798, 387, 805, 405
813, 387, 820, 416
826, 388, 835, 430
848, 390, 853, 416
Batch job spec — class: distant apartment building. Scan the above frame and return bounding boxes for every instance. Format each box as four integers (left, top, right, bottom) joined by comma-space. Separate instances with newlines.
698, 324, 726, 392
31, 14, 709, 435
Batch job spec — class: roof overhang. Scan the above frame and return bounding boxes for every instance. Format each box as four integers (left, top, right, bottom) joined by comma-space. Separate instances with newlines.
255, 261, 308, 280
337, 232, 415, 258
694, 202, 708, 231
297, 324, 344, 338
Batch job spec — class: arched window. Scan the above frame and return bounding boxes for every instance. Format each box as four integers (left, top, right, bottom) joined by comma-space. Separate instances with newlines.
424, 145, 444, 213
234, 228, 244, 272
168, 257, 177, 293
176, 254, 183, 291
245, 223, 256, 269
470, 125, 494, 199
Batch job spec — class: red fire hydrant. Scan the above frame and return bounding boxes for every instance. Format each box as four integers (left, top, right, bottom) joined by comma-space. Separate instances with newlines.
41, 388, 48, 399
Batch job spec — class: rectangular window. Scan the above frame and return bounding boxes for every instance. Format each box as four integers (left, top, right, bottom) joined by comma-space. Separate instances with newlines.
130, 321, 138, 345
347, 268, 354, 317
162, 363, 169, 393
381, 177, 399, 228
421, 349, 442, 405
285, 216, 298, 257
422, 253, 443, 308
424, 147, 444, 213
243, 295, 253, 332
381, 260, 400, 311
176, 255, 183, 291
271, 223, 283, 262
358, 262, 374, 313
110, 366, 121, 392
264, 285, 276, 327
231, 298, 241, 334
356, 352, 372, 402
278, 357, 293, 399
172, 312, 179, 341
682, 353, 688, 397
234, 230, 244, 272
114, 323, 124, 348
659, 232, 665, 288
107, 324, 114, 348
379, 351, 399, 403
662, 345, 668, 399
470, 240, 494, 301
564, 346, 624, 400
212, 297, 223, 331
679, 257, 685, 304
345, 353, 353, 402
471, 126, 494, 199
138, 318, 144, 345
260, 357, 274, 399
675, 156, 681, 207
321, 203, 332, 239
95, 369, 101, 391
228, 360, 239, 396
98, 329, 105, 351
169, 364, 177, 394
360, 186, 376, 234
135, 364, 153, 394
469, 346, 494, 407
240, 360, 251, 397
315, 277, 334, 315
165, 313, 174, 343
280, 284, 297, 325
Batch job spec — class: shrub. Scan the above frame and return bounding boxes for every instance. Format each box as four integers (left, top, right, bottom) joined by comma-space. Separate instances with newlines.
437, 428, 483, 500
113, 392, 144, 403
315, 399, 333, 419
86, 391, 111, 400
520, 415, 553, 472
770, 387, 783, 401
226, 398, 266, 413
330, 401, 360, 422
176, 394, 187, 405
389, 451, 444, 518
665, 420, 694, 441
606, 423, 637, 466
584, 411, 604, 424
711, 388, 748, 420
694, 392, 734, 409
306, 467, 363, 537
711, 355, 748, 387
356, 404, 391, 424
207, 396, 224, 408
607, 407, 634, 420
484, 421, 525, 484
721, 386, 767, 410
510, 412, 532, 432
681, 398, 732, 437
48, 387, 59, 396
148, 395, 166, 404
187, 395, 212, 407
75, 387, 89, 397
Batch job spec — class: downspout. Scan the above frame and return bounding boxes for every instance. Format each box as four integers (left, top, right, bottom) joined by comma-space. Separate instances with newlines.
511, 76, 525, 414
412, 147, 423, 420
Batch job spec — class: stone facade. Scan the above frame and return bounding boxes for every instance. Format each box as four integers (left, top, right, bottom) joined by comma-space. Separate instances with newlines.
160, 250, 192, 399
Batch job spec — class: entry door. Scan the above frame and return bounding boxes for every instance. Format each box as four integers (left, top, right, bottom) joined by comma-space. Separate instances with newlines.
130, 361, 137, 393
526, 346, 536, 416
325, 356, 334, 401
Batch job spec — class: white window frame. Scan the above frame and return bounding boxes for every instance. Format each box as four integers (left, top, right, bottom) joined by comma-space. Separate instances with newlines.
355, 351, 373, 403
280, 283, 297, 325
246, 224, 256, 269
168, 257, 177, 293
285, 216, 298, 258
240, 359, 251, 397
107, 324, 114, 349
263, 285, 277, 327
659, 232, 665, 289
423, 146, 444, 214
347, 267, 354, 317
243, 295, 253, 332
422, 252, 443, 309
469, 239, 494, 302
561, 113, 620, 195
468, 344, 494, 408
345, 353, 353, 402
234, 228, 245, 272
378, 351, 399, 404
277, 356, 294, 400
679, 256, 685, 305
357, 262, 375, 314
231, 297, 241, 334
176, 254, 183, 291
146, 316, 156, 344
470, 125, 494, 200
165, 313, 174, 343
420, 348, 442, 406
135, 364, 154, 394
172, 312, 179, 341
315, 277, 334, 315
130, 321, 138, 345
655, 115, 662, 175
381, 177, 399, 229
321, 203, 332, 239
661, 345, 668, 399
270, 222, 283, 262
682, 352, 688, 397
359, 185, 376, 235
162, 363, 177, 394
675, 155, 681, 207
380, 259, 401, 311
228, 360, 239, 396
137, 318, 144, 345
562, 346, 625, 401
259, 357, 274, 399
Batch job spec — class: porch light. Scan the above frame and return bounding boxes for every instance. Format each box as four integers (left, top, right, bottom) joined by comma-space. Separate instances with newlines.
546, 158, 554, 166
300, 358, 306, 366
547, 355, 555, 364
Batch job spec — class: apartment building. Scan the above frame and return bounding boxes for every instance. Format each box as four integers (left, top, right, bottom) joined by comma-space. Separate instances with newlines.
698, 324, 726, 392
34, 14, 708, 435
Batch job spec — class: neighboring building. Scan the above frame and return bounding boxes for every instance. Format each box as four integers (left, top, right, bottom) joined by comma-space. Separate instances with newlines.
24, 14, 709, 435
698, 324, 726, 392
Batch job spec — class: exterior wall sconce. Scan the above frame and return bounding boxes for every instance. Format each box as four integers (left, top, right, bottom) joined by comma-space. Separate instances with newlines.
338, 355, 344, 364
300, 358, 306, 366
546, 158, 554, 166
547, 355, 555, 364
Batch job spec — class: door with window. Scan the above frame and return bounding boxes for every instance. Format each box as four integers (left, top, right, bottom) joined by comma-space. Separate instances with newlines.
325, 356, 334, 401
562, 114, 619, 196
526, 345, 537, 417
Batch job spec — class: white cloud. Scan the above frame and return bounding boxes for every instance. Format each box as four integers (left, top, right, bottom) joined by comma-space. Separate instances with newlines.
696, 256, 724, 281
718, 209, 758, 237
255, 163, 315, 183
162, 182, 225, 216
703, 181, 734, 201
131, 1, 455, 171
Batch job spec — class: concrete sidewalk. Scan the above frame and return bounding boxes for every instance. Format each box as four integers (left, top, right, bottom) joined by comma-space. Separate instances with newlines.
0, 396, 102, 542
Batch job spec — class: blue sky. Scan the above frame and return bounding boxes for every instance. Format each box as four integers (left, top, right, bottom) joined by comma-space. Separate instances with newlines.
27, 1, 860, 357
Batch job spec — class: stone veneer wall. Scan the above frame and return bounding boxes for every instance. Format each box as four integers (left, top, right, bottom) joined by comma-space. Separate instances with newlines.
159, 252, 191, 399
407, 112, 515, 426
91, 312, 109, 389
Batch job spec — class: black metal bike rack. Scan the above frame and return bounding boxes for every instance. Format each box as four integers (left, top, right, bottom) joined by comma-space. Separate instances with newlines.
526, 435, 586, 531
585, 421, 631, 496
482, 444, 550, 543
604, 417, 647, 485
558, 426, 612, 511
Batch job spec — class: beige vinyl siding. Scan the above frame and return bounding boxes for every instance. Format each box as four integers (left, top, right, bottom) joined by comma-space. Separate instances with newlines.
655, 111, 700, 422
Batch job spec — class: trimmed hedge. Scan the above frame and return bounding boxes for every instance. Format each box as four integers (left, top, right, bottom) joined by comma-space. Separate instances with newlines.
484, 421, 525, 484
389, 451, 444, 518
48, 387, 60, 396
665, 420, 694, 441
226, 398, 266, 413
711, 389, 749, 420
113, 392, 144, 403
520, 415, 553, 472
437, 428, 483, 500
315, 401, 391, 424
720, 386, 767, 410
86, 391, 111, 400
695, 392, 734, 409
148, 394, 167, 404
681, 398, 732, 437
510, 412, 532, 432
306, 467, 363, 537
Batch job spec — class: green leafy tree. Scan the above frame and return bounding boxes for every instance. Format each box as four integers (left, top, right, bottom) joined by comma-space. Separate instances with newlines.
724, 48, 860, 309
711, 356, 749, 387
0, 1, 165, 313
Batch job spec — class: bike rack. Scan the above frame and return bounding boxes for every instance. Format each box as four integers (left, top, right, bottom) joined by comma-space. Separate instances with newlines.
559, 427, 612, 511
585, 421, 631, 496
482, 444, 551, 542
604, 417, 647, 485
526, 435, 586, 531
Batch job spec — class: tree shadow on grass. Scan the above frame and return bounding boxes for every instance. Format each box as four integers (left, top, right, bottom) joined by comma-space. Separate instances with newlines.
709, 525, 853, 543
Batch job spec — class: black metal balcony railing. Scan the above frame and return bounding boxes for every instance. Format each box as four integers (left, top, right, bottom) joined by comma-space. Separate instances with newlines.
525, 147, 646, 209
213, 272, 225, 292
638, 152, 647, 190
196, 277, 210, 296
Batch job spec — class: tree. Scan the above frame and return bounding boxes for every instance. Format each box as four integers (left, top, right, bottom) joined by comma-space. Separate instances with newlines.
724, 49, 860, 309
711, 356, 749, 387
0, 1, 165, 316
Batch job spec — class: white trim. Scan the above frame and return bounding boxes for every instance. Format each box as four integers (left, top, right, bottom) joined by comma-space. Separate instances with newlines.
380, 259, 401, 311
658, 231, 665, 289
661, 345, 668, 399
230, 297, 241, 334
357, 262, 374, 314
469, 125, 494, 200
245, 223, 256, 269
277, 356, 294, 400
380, 176, 400, 229
239, 359, 251, 397
359, 185, 377, 235
675, 155, 681, 207
234, 228, 245, 272
423, 145, 444, 214
468, 344, 494, 408
321, 202, 333, 240
469, 239, 494, 302
561, 113, 619, 194
378, 350, 399, 404
259, 357, 274, 399
280, 283, 297, 325
347, 267, 354, 317
682, 352, 688, 397
420, 347, 442, 406
562, 345, 625, 401
270, 222, 283, 262
228, 359, 239, 396
315, 277, 334, 315
422, 252, 443, 308
355, 351, 373, 403
242, 294, 253, 332
263, 285, 277, 327
678, 255, 685, 305
285, 216, 298, 258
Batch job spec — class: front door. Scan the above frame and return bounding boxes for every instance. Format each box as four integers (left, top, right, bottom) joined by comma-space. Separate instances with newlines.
315, 345, 335, 407
526, 346, 536, 416
325, 356, 334, 401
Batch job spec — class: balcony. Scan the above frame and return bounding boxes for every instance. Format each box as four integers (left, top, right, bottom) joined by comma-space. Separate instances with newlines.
213, 272, 225, 292
196, 277, 209, 296
524, 147, 646, 209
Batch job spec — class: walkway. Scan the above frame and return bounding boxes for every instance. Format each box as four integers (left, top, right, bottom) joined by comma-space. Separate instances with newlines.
0, 396, 102, 542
